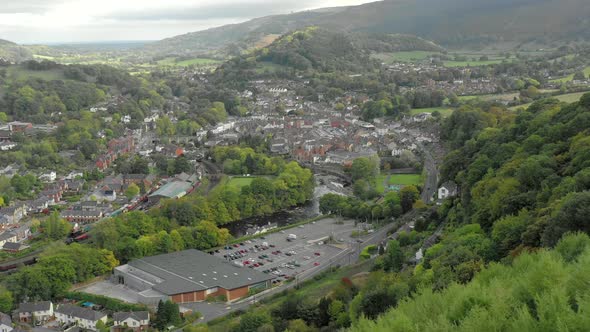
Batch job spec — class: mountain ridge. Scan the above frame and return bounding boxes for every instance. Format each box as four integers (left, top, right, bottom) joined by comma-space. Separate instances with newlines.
147, 0, 590, 57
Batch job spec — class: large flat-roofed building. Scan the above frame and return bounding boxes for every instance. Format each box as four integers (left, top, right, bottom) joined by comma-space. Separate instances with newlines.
147, 181, 193, 204
113, 249, 274, 303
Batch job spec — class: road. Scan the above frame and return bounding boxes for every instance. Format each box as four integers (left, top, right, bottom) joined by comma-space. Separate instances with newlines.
420, 146, 439, 204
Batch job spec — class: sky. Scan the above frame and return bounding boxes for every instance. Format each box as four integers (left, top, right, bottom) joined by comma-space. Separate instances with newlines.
0, 0, 375, 44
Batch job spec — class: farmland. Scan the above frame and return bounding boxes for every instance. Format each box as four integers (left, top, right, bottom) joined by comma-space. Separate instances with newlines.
550, 66, 590, 83
509, 92, 588, 111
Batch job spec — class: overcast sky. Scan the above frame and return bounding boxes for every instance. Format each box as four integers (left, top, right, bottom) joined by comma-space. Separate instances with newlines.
0, 0, 375, 44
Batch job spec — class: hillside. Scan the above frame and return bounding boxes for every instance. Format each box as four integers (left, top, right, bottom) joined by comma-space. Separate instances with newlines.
147, 0, 590, 56
212, 27, 442, 85
0, 39, 33, 63
351, 232, 590, 331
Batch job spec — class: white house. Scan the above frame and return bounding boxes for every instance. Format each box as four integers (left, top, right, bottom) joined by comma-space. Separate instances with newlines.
55, 304, 107, 331
113, 311, 150, 332
39, 171, 57, 183
438, 181, 458, 200
0, 312, 12, 332
0, 141, 17, 151
122, 115, 131, 124
19, 301, 54, 324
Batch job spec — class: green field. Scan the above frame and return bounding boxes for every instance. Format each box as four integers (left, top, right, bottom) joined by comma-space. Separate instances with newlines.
226, 177, 254, 189
388, 174, 423, 186
156, 57, 220, 67
6, 66, 65, 81
409, 107, 454, 117
372, 51, 442, 64
509, 92, 588, 111
550, 66, 590, 83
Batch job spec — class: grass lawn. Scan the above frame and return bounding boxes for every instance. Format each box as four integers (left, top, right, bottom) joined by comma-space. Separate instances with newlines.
409, 107, 454, 117
375, 174, 387, 194
226, 177, 254, 190
550, 66, 590, 83
388, 174, 423, 186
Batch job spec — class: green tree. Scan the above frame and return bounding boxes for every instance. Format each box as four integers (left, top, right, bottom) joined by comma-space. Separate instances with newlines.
0, 286, 13, 312
125, 183, 140, 199
41, 212, 72, 240
400, 185, 419, 213
235, 312, 271, 332
383, 240, 404, 272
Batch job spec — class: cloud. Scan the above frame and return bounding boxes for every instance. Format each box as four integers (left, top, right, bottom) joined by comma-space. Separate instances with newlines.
0, 0, 375, 43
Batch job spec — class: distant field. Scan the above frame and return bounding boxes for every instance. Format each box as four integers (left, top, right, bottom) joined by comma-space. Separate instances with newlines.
6, 66, 65, 81
550, 66, 590, 83
459, 93, 520, 102
255, 61, 286, 74
372, 51, 442, 64
409, 107, 454, 117
443, 59, 506, 67
509, 92, 588, 110
33, 54, 56, 60
388, 174, 423, 186
227, 177, 254, 189
156, 57, 220, 67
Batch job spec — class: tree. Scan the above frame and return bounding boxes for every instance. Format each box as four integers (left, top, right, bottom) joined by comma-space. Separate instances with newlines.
0, 286, 13, 313
400, 185, 419, 213
235, 312, 271, 332
41, 212, 71, 240
125, 183, 140, 199
155, 300, 182, 330
173, 155, 192, 174
156, 116, 176, 137
383, 240, 404, 272
286, 319, 313, 332
542, 192, 590, 247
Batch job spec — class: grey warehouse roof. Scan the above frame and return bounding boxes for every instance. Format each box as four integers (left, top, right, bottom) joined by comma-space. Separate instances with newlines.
148, 181, 192, 199
126, 249, 274, 295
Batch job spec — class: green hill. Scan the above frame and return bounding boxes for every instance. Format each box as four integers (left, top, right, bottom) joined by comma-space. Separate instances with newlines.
147, 0, 590, 56
351, 232, 590, 331
213, 27, 443, 85
0, 39, 33, 63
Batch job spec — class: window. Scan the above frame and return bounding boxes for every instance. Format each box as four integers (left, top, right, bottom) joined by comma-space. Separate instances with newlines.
205, 287, 218, 295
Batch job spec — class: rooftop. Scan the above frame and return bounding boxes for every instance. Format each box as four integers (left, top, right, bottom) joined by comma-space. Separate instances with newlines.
55, 304, 106, 322
149, 181, 193, 199
123, 249, 274, 295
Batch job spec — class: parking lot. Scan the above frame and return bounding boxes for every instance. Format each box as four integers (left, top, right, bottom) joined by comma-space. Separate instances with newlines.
212, 217, 369, 285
